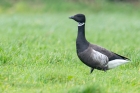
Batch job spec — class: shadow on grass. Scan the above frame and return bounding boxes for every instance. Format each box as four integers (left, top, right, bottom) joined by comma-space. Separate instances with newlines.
68, 84, 105, 93
0, 54, 11, 65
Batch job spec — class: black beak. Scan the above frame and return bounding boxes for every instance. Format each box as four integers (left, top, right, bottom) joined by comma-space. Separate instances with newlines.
69, 16, 74, 19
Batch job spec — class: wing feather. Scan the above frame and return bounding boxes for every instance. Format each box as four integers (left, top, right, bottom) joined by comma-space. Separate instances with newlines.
90, 44, 130, 61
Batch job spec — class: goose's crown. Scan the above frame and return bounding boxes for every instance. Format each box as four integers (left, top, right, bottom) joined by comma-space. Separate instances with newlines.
69, 14, 86, 23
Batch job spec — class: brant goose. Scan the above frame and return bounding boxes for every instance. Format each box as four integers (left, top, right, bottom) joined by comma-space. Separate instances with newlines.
69, 14, 130, 73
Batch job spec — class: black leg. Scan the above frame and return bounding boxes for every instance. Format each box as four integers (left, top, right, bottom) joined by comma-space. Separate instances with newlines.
103, 67, 108, 72
90, 68, 94, 74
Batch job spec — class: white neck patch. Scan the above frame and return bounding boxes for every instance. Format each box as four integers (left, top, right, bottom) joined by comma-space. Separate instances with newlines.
78, 23, 85, 26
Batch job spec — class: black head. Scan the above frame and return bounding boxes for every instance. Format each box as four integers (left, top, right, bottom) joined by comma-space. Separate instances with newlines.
69, 14, 86, 23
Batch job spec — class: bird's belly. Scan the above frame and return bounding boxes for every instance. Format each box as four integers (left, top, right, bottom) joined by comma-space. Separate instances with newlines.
77, 49, 108, 68
77, 53, 100, 68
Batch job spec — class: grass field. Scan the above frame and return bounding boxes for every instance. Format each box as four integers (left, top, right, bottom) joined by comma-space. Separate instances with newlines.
0, 1, 140, 93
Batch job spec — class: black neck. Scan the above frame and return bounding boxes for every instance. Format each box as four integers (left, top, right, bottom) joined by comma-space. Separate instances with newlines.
76, 24, 89, 53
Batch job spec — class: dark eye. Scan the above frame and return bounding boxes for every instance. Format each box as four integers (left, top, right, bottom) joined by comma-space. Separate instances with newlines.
78, 15, 82, 18
76, 15, 81, 18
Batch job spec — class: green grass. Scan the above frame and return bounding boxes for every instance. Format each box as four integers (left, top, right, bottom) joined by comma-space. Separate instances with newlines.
0, 2, 140, 92
1, 0, 140, 14
0, 12, 140, 93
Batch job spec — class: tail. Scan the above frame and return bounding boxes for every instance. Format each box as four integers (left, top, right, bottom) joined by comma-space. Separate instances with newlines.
114, 52, 130, 60
107, 59, 130, 69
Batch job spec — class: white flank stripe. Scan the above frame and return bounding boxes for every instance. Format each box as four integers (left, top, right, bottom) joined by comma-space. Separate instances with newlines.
107, 59, 130, 69
91, 50, 108, 65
